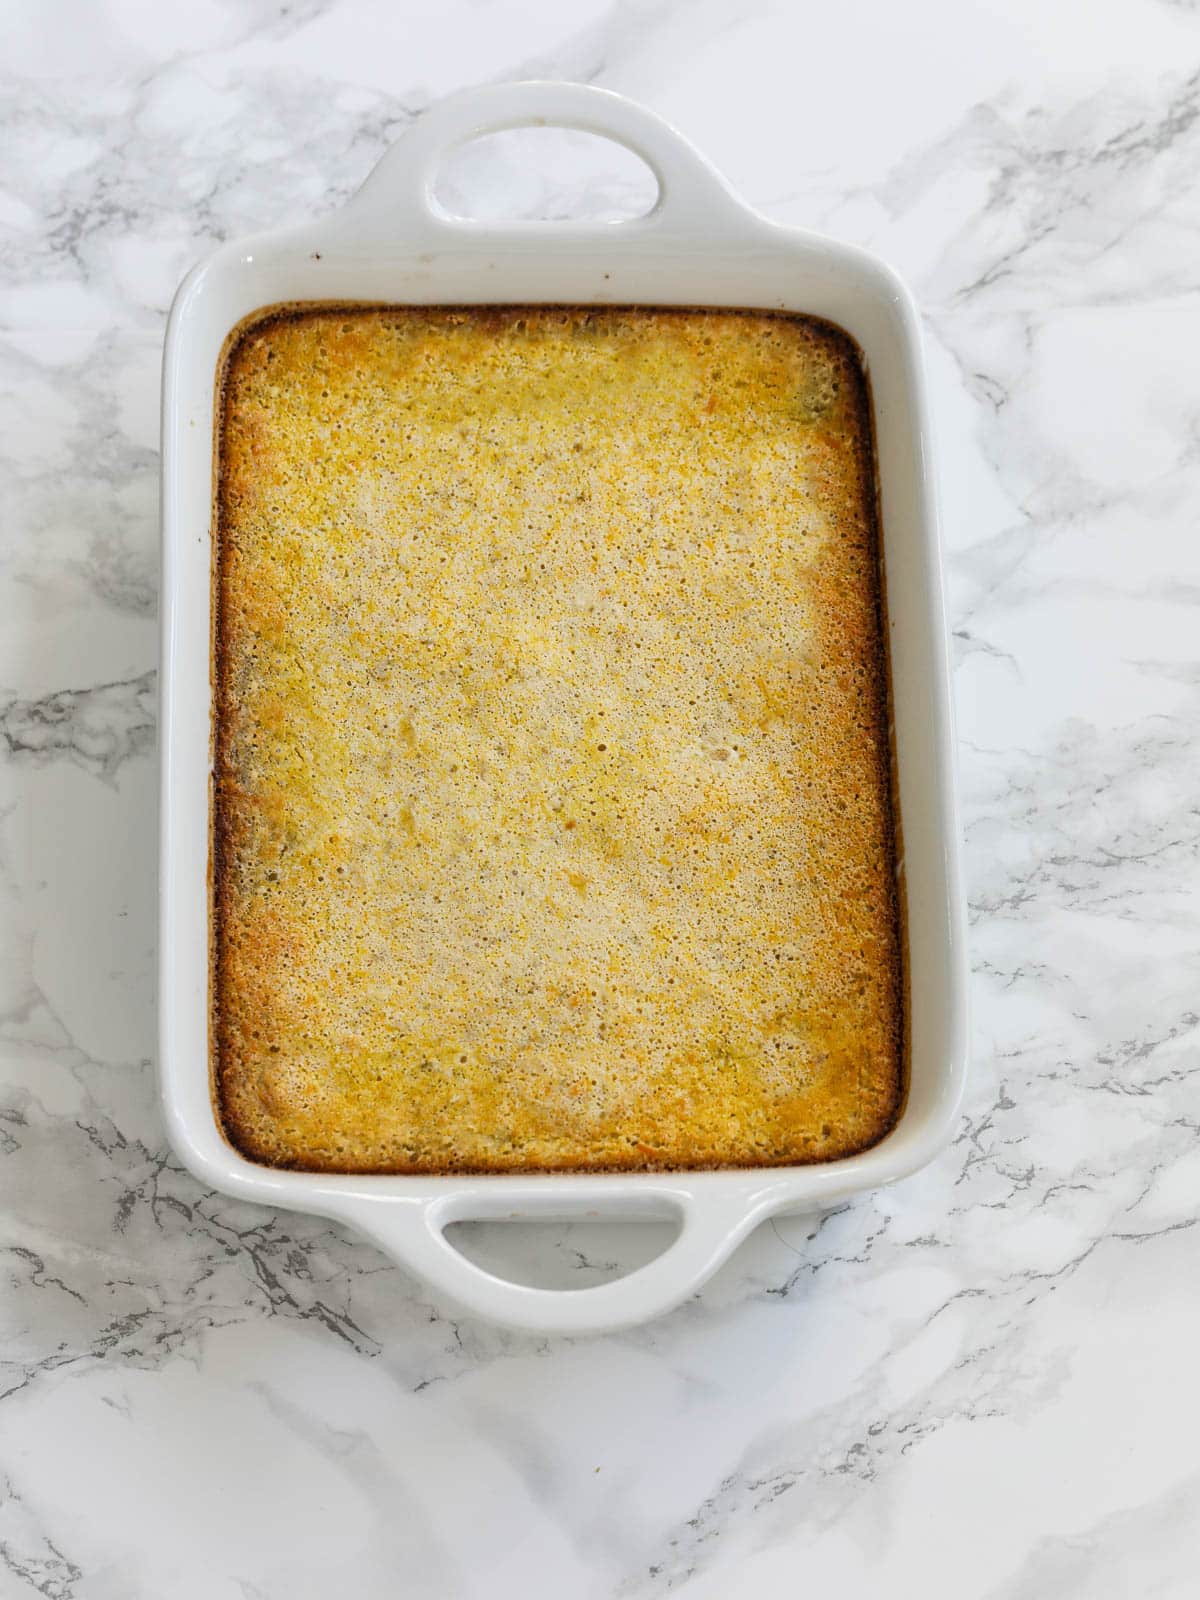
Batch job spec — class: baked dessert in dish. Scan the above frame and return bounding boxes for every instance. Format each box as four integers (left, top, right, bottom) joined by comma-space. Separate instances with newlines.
213, 304, 903, 1173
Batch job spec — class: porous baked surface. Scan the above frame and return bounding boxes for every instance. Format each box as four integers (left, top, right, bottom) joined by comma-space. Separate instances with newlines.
214, 305, 902, 1173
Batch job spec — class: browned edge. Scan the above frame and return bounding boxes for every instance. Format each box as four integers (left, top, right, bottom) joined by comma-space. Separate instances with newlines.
855, 352, 911, 1138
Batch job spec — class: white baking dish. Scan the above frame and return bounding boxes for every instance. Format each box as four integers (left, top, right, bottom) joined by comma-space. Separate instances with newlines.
160, 81, 967, 1336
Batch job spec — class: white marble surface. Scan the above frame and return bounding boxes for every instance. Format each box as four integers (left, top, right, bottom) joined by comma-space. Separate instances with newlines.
3, 0, 1199, 1594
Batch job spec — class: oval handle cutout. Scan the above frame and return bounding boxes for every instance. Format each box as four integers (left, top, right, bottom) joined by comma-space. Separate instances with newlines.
433, 124, 660, 224
444, 1217, 680, 1291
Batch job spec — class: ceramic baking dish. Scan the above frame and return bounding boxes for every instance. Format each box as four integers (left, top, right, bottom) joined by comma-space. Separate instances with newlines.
160, 81, 967, 1335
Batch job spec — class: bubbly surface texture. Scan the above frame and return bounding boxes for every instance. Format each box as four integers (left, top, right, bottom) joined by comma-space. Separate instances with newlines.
214, 305, 902, 1173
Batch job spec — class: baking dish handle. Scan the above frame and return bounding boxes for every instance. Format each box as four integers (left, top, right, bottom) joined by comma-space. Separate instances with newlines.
340, 80, 756, 242
329, 1186, 772, 1336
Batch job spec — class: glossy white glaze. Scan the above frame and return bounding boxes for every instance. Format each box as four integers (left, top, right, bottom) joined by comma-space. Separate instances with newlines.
3, 0, 1199, 1591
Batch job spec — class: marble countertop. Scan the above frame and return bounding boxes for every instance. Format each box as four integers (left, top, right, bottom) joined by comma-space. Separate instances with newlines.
3, 1, 1199, 1595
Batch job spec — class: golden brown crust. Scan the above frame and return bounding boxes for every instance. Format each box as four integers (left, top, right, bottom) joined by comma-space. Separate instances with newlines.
213, 305, 903, 1173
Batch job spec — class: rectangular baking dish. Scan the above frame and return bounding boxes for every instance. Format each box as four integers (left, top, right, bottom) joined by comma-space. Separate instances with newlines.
160, 81, 967, 1335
